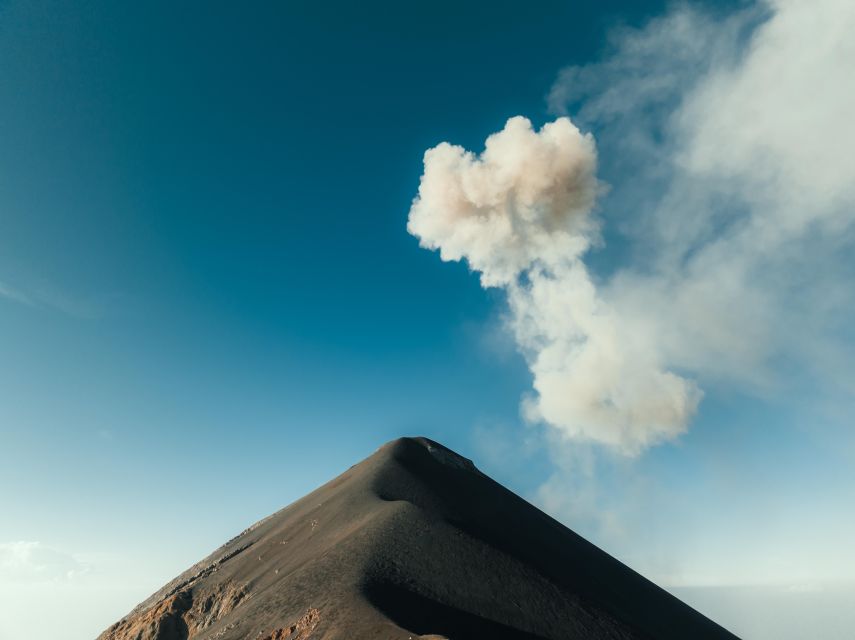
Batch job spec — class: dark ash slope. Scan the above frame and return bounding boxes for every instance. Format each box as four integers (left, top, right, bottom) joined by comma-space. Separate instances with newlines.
99, 437, 739, 640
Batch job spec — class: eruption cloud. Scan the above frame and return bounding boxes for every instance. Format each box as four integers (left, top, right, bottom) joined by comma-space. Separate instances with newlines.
408, 116, 701, 453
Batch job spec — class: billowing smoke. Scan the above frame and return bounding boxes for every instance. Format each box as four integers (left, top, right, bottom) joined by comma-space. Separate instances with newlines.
408, 116, 701, 453
408, 117, 598, 286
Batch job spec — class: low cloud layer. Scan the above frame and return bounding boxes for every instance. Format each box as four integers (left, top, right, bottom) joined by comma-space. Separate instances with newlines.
410, 0, 855, 454
0, 541, 89, 582
408, 117, 700, 453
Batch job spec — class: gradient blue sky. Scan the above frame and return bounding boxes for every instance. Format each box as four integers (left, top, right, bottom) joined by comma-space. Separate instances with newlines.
2, 1, 854, 638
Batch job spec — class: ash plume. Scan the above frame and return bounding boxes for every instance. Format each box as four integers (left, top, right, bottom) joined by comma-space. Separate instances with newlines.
408, 116, 701, 453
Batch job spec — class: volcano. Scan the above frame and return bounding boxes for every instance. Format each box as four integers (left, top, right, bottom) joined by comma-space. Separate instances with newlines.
98, 437, 739, 640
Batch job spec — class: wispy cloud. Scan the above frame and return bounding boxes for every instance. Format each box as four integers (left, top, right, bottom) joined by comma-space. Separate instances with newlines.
0, 280, 34, 306
0, 278, 102, 318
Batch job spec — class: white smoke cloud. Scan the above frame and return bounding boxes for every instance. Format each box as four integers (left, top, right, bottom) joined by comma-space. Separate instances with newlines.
509, 266, 701, 451
408, 116, 701, 453
408, 116, 600, 287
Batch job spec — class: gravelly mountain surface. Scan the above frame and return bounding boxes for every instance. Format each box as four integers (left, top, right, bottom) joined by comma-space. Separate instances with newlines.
98, 437, 740, 640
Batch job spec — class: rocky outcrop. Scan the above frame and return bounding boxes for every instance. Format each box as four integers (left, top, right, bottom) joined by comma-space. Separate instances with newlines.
98, 580, 249, 640
258, 608, 321, 640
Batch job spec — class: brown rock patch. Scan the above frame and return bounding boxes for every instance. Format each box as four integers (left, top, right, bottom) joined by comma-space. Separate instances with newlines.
259, 608, 321, 640
98, 581, 249, 640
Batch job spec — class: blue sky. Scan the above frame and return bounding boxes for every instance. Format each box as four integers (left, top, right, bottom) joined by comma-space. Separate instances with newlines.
2, 1, 855, 638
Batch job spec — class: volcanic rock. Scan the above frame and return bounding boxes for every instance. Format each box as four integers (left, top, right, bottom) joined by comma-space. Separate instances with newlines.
98, 437, 739, 639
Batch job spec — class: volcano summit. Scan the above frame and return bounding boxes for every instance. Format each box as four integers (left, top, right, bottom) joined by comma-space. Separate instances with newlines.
98, 437, 738, 640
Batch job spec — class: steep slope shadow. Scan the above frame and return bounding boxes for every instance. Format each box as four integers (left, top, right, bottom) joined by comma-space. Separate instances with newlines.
363, 581, 551, 640
372, 438, 735, 640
